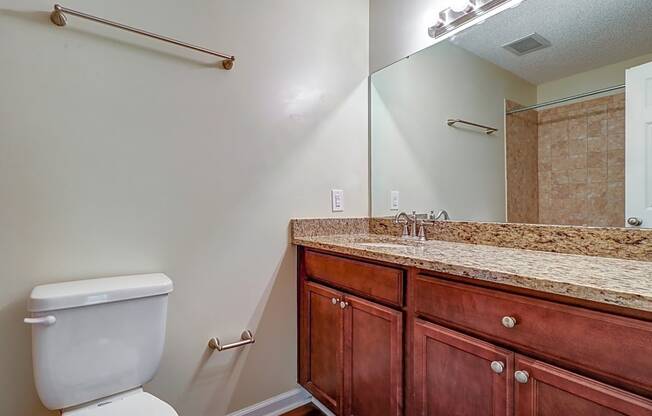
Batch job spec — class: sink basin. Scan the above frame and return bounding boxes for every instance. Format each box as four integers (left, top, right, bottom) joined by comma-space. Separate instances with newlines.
357, 242, 411, 249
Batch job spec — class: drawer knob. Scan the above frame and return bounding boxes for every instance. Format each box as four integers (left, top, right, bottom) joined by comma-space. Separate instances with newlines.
490, 361, 505, 374
515, 370, 530, 384
501, 316, 517, 328
332, 298, 339, 305
340, 301, 349, 309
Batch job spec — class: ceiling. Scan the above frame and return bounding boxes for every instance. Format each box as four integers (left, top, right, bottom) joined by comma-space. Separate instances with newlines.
449, 0, 652, 85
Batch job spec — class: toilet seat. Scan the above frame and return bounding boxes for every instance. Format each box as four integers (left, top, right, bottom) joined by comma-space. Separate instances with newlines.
62, 389, 178, 416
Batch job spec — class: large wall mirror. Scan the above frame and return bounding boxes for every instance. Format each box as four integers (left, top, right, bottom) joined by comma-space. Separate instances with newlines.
371, 0, 652, 228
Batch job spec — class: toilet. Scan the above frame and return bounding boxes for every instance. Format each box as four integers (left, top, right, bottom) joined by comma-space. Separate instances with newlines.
24, 273, 178, 415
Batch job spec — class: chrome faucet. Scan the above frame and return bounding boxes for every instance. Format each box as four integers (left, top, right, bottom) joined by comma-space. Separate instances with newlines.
430, 209, 450, 221
395, 211, 433, 240
394, 211, 416, 239
394, 210, 449, 241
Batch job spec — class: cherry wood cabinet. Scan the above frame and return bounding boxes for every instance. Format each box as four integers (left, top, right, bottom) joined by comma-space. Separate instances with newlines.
299, 278, 403, 416
344, 294, 403, 416
304, 250, 404, 307
414, 275, 652, 395
300, 281, 344, 413
514, 355, 652, 416
297, 248, 652, 416
413, 319, 513, 416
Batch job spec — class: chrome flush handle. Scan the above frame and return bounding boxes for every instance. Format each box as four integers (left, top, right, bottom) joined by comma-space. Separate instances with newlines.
24, 316, 57, 326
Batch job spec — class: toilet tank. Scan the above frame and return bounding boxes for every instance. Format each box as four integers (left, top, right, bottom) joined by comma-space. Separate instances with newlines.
26, 274, 173, 410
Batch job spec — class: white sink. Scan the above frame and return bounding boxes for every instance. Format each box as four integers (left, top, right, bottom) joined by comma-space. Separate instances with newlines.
357, 241, 420, 249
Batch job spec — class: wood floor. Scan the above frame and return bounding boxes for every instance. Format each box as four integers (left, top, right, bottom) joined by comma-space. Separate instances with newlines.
281, 403, 325, 416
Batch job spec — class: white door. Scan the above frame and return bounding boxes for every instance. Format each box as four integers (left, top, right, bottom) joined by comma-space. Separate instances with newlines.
625, 61, 652, 228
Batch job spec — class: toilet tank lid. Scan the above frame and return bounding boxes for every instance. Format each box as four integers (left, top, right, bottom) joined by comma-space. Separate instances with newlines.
28, 273, 173, 312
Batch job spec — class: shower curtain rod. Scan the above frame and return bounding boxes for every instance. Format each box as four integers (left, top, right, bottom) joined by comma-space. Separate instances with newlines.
506, 84, 625, 115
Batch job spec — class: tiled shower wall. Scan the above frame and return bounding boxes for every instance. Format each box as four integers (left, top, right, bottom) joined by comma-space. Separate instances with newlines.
506, 101, 539, 223
506, 93, 626, 227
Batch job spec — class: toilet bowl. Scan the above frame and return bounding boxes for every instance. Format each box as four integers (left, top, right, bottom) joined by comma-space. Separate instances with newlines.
25, 273, 178, 415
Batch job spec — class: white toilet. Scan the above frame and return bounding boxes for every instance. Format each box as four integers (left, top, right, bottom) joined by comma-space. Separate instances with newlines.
24, 273, 178, 415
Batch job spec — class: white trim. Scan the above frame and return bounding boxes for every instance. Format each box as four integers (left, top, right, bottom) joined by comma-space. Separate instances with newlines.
310, 397, 335, 416
226, 388, 312, 416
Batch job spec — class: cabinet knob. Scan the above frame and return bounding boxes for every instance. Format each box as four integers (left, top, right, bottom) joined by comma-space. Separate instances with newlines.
331, 298, 339, 305
515, 370, 530, 384
340, 301, 349, 309
501, 316, 517, 328
490, 361, 505, 374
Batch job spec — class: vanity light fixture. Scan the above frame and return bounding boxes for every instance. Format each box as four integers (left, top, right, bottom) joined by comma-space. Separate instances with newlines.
429, 0, 518, 39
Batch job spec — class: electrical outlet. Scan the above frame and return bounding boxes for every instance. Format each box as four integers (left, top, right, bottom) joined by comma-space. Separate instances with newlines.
331, 189, 344, 212
390, 191, 400, 210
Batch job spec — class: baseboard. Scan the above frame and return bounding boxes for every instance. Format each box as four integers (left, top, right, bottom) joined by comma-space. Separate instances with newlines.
226, 387, 312, 416
310, 397, 335, 416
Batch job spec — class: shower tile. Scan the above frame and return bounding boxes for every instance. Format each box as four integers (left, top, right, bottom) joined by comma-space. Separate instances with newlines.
607, 133, 625, 150
568, 169, 588, 184
587, 151, 607, 169
588, 167, 607, 183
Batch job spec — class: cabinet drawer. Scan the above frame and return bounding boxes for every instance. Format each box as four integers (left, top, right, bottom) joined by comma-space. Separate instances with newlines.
414, 275, 652, 395
304, 250, 403, 306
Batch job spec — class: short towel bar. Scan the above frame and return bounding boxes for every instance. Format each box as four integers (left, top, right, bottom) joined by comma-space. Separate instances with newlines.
208, 330, 255, 352
447, 119, 498, 135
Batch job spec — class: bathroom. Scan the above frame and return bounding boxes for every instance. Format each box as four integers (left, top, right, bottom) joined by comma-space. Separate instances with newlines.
1, 0, 651, 415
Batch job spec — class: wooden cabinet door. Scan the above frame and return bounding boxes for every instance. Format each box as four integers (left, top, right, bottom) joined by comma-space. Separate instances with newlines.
300, 282, 345, 414
413, 319, 514, 416
343, 294, 403, 416
515, 355, 652, 416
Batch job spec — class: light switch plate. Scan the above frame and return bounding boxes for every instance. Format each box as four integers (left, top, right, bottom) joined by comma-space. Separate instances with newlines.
390, 190, 400, 210
331, 189, 344, 212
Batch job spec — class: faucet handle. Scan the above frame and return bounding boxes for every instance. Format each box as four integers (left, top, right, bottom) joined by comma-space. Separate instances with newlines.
417, 219, 434, 241
400, 222, 410, 238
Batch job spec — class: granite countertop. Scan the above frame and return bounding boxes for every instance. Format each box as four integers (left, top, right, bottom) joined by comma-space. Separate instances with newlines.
293, 233, 652, 313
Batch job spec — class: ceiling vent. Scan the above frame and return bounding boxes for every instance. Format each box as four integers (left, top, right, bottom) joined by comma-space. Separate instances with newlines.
503, 33, 551, 56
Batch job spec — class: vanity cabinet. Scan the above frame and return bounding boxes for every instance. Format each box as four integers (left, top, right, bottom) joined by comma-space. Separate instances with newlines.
412, 318, 652, 416
413, 319, 513, 416
514, 355, 652, 416
413, 274, 652, 395
344, 292, 403, 416
300, 282, 345, 413
299, 274, 403, 415
296, 247, 652, 416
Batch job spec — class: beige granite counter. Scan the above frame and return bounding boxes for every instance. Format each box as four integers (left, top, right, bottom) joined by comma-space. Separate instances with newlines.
292, 233, 652, 313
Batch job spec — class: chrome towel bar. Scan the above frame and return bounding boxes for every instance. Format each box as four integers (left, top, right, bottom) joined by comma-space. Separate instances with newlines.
447, 119, 498, 135
50, 4, 236, 70
208, 330, 255, 352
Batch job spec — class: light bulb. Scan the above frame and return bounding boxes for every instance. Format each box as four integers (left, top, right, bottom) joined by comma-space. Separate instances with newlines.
449, 0, 474, 13
433, 16, 446, 28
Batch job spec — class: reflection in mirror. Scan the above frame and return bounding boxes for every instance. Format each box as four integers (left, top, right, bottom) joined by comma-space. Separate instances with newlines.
371, 0, 652, 228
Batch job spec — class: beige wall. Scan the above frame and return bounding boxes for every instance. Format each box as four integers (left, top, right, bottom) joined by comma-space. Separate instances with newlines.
0, 0, 369, 415
537, 53, 652, 103
369, 0, 447, 72
371, 41, 536, 221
